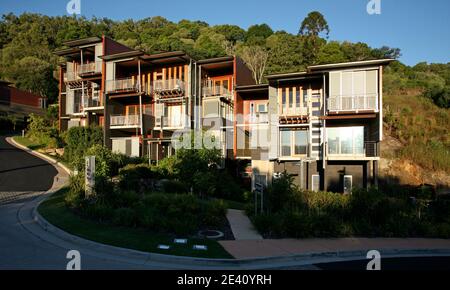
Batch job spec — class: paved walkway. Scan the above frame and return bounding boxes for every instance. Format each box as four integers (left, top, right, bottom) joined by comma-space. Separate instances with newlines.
219, 238, 450, 259
226, 209, 263, 240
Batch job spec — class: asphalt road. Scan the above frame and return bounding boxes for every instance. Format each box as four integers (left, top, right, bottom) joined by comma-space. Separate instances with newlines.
0, 136, 158, 269
315, 256, 450, 271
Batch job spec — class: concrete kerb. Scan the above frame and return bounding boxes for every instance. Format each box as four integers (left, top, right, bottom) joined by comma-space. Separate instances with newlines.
7, 136, 450, 269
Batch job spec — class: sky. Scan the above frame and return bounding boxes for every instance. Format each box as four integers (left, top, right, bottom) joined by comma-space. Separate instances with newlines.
1, 0, 449, 66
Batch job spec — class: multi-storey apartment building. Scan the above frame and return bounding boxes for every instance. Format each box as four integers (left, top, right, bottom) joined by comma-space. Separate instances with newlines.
56, 36, 391, 193
239, 59, 392, 193
55, 36, 134, 131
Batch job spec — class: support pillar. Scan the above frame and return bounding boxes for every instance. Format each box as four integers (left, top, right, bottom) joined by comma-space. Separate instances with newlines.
373, 160, 379, 187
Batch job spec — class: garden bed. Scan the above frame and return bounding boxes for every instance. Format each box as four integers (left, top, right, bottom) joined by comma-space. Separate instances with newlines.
38, 187, 234, 259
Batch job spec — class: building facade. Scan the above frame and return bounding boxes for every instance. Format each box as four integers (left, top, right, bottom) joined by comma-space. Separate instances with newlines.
55, 36, 391, 193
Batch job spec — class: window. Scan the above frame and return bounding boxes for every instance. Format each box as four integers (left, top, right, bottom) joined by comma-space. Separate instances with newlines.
280, 130, 291, 157
288, 88, 293, 108
303, 89, 308, 106
327, 127, 365, 155
280, 129, 309, 157
296, 88, 301, 108
294, 130, 308, 155
312, 175, 320, 192
281, 89, 286, 113
343, 175, 352, 195
257, 103, 267, 113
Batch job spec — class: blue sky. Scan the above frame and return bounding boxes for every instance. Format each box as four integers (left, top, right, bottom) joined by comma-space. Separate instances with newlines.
1, 0, 449, 66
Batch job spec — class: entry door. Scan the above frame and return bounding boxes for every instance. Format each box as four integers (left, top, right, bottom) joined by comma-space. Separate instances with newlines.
343, 175, 353, 195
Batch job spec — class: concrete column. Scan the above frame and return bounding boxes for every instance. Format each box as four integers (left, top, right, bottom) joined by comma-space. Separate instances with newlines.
373, 160, 379, 187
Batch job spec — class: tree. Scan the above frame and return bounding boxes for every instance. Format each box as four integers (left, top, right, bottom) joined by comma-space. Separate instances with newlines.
299, 11, 329, 38
239, 45, 269, 84
266, 32, 306, 74
372, 46, 401, 59
246, 23, 273, 46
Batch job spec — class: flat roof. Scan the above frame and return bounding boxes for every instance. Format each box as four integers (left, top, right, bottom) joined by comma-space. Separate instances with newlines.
54, 47, 80, 56
141, 51, 193, 62
99, 50, 144, 61
63, 36, 102, 47
235, 84, 268, 93
197, 56, 234, 65
308, 59, 394, 71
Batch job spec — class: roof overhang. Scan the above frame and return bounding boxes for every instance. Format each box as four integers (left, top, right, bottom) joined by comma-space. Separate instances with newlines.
63, 36, 102, 47
100, 50, 145, 61
308, 59, 395, 72
235, 84, 269, 93
141, 51, 193, 64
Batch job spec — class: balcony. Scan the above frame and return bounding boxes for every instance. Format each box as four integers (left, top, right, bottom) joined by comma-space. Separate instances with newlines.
248, 112, 269, 124
78, 61, 102, 76
153, 79, 185, 99
327, 94, 378, 113
83, 96, 101, 109
279, 105, 309, 116
202, 86, 233, 99
110, 114, 140, 128
106, 78, 141, 94
65, 71, 79, 82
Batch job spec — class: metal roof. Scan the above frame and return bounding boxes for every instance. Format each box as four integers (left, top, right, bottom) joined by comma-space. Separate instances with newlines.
63, 36, 102, 47
308, 59, 394, 71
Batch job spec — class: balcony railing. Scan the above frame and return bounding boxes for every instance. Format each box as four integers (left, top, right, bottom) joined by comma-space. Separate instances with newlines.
110, 114, 140, 127
279, 106, 308, 116
202, 86, 233, 98
65, 71, 79, 82
326, 141, 379, 157
106, 78, 141, 94
162, 116, 183, 128
248, 112, 269, 124
327, 94, 378, 112
78, 61, 102, 75
153, 79, 185, 93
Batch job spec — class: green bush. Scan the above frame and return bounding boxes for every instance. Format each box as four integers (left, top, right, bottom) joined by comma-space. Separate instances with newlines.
251, 175, 450, 238
161, 179, 188, 194
118, 164, 157, 193
112, 207, 137, 227
63, 126, 103, 166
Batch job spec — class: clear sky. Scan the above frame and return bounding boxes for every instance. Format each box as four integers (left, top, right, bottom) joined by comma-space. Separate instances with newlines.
1, 0, 449, 66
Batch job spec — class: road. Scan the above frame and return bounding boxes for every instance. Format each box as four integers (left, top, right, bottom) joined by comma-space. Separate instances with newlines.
0, 136, 160, 269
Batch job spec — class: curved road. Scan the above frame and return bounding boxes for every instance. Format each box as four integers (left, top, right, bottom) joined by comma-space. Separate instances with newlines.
0, 136, 163, 269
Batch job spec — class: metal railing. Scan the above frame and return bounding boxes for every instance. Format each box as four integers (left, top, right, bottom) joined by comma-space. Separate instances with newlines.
110, 114, 140, 127
106, 78, 141, 93
202, 86, 233, 98
248, 112, 269, 124
78, 61, 102, 75
65, 71, 78, 82
153, 79, 185, 92
325, 141, 379, 157
162, 116, 183, 128
327, 94, 378, 112
279, 106, 308, 116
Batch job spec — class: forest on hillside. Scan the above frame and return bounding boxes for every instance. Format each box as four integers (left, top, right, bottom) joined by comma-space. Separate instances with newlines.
0, 12, 448, 173
0, 12, 447, 107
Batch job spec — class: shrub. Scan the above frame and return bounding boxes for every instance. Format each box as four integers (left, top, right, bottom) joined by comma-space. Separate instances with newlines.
161, 179, 188, 194
65, 174, 85, 209
63, 126, 103, 166
112, 207, 137, 227
118, 164, 157, 193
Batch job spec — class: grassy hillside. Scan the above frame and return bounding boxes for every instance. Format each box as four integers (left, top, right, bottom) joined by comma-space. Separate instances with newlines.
383, 63, 450, 175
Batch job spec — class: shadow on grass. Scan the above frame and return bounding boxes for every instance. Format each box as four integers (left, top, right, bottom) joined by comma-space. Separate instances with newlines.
38, 188, 234, 259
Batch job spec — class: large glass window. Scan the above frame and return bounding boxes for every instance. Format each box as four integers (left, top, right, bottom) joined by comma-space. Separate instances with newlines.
280, 130, 291, 157
327, 127, 364, 155
294, 130, 308, 155
280, 130, 309, 157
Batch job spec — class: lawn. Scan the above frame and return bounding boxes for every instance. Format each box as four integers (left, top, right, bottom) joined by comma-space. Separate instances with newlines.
13, 136, 46, 150
38, 188, 234, 259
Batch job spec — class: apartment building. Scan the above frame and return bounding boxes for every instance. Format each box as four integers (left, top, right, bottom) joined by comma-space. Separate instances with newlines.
56, 36, 392, 193
239, 59, 393, 193
55, 36, 133, 131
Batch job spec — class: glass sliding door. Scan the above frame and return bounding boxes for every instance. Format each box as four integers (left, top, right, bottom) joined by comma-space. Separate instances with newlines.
327, 126, 364, 156
280, 130, 291, 157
